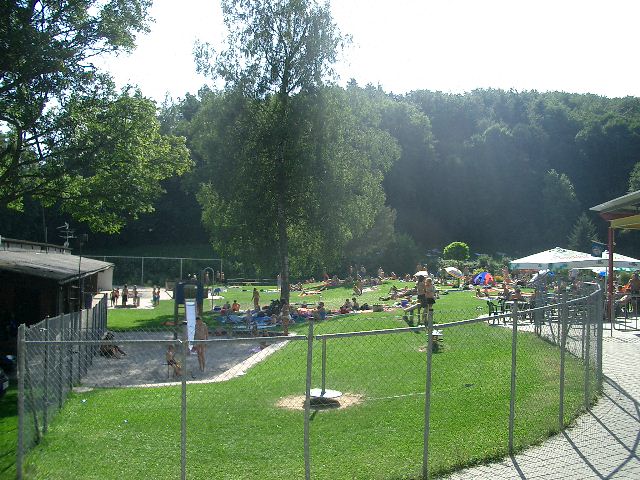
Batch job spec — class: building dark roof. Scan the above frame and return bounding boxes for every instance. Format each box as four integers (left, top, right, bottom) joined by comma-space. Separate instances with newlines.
0, 250, 113, 284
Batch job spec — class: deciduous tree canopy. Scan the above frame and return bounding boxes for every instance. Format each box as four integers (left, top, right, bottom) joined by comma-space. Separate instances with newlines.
194, 0, 351, 302
4, 2, 640, 271
0, 0, 191, 232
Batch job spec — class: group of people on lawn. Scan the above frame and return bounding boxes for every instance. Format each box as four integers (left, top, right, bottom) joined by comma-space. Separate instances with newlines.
165, 275, 441, 378
109, 285, 162, 308
109, 285, 139, 307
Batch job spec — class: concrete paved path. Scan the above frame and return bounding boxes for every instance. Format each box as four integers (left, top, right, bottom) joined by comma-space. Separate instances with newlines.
445, 328, 640, 479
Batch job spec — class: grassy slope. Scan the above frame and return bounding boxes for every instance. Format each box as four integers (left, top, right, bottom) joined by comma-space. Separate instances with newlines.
10, 285, 592, 479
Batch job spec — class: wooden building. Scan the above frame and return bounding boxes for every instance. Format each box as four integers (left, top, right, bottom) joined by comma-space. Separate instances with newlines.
0, 238, 113, 351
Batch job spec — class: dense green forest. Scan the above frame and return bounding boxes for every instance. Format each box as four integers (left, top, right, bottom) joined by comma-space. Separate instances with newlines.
3, 86, 639, 275
3, 0, 640, 281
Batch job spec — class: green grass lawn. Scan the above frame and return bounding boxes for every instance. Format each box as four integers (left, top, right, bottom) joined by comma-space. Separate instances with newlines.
6, 286, 595, 479
0, 385, 18, 479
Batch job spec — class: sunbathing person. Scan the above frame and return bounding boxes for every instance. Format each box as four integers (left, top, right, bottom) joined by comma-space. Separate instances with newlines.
99, 331, 126, 358
379, 286, 412, 301
339, 299, 352, 314
300, 288, 324, 296
351, 297, 360, 311
313, 302, 327, 321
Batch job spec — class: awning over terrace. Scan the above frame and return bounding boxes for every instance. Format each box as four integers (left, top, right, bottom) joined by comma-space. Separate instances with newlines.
590, 190, 640, 228
590, 189, 640, 321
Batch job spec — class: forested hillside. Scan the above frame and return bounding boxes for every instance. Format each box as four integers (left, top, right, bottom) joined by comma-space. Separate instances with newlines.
390, 89, 640, 254
3, 87, 639, 271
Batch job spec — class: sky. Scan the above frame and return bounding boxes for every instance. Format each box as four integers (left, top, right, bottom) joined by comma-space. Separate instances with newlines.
98, 0, 640, 104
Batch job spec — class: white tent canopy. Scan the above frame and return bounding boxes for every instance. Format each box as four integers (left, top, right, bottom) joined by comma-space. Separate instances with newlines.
510, 247, 640, 271
590, 251, 640, 274
510, 247, 595, 270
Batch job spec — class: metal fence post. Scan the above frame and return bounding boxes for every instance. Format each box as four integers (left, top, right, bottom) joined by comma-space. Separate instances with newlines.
43, 316, 50, 434
17, 324, 25, 480
73, 310, 80, 386
508, 301, 519, 453
581, 305, 586, 360
83, 308, 89, 376
304, 320, 315, 480
596, 288, 604, 391
321, 337, 327, 395
584, 297, 592, 411
181, 321, 188, 480
90, 304, 96, 359
100, 298, 106, 331
58, 314, 65, 409
67, 312, 74, 388
422, 307, 434, 479
559, 292, 568, 431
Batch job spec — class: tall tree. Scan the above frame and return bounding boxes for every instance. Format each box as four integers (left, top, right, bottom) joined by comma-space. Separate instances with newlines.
541, 169, 581, 248
567, 213, 599, 253
191, 86, 399, 281
628, 161, 640, 193
0, 0, 191, 232
195, 0, 346, 303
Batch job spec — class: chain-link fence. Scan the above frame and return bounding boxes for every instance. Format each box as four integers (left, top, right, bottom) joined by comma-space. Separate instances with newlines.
17, 297, 108, 469
86, 256, 223, 286
17, 285, 603, 479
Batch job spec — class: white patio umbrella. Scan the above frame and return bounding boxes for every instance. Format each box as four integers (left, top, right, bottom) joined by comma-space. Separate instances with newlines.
445, 267, 464, 278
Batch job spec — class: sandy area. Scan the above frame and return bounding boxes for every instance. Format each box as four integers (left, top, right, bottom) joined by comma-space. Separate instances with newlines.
276, 393, 364, 411
83, 287, 295, 388
82, 331, 290, 388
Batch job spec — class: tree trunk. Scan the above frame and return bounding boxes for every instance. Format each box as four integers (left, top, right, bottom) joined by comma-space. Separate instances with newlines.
276, 89, 291, 307
278, 197, 290, 306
